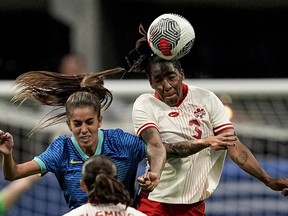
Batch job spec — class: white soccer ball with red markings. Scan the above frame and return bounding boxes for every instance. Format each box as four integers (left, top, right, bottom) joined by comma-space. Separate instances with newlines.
147, 13, 195, 60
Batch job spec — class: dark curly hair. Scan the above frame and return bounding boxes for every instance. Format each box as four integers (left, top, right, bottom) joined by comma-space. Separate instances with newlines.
126, 24, 182, 79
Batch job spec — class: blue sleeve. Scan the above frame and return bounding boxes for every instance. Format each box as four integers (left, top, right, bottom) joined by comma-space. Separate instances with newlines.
116, 129, 146, 160
34, 136, 66, 174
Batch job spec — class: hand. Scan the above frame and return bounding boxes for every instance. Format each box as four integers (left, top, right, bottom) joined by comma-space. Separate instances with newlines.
137, 171, 160, 192
266, 177, 288, 193
205, 132, 237, 151
282, 188, 288, 196
0, 130, 14, 155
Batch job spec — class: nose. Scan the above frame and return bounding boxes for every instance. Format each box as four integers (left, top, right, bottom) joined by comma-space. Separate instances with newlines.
80, 124, 88, 133
162, 79, 172, 91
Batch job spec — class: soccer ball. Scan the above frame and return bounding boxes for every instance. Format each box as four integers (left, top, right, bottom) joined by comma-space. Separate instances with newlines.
147, 13, 195, 60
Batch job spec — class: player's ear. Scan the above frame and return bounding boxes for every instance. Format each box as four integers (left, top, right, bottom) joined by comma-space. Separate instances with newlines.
180, 69, 185, 80
98, 115, 103, 127
80, 180, 87, 192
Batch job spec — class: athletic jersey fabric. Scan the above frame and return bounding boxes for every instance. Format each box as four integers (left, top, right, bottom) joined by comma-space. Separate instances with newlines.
34, 129, 146, 209
132, 83, 234, 204
62, 203, 146, 216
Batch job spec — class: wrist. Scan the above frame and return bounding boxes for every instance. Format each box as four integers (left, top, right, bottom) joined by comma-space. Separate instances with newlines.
196, 139, 210, 148
263, 176, 273, 186
3, 151, 13, 158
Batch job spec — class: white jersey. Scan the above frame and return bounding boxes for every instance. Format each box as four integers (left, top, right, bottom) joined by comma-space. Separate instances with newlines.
63, 203, 146, 216
132, 84, 234, 204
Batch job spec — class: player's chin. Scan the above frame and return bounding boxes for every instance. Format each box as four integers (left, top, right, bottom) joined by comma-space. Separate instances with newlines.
164, 96, 178, 107
79, 138, 94, 147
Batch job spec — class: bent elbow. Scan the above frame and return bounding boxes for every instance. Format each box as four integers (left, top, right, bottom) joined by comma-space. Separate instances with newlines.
4, 176, 15, 181
3, 173, 18, 181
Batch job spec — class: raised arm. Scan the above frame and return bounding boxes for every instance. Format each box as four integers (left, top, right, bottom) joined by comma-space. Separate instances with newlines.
138, 130, 237, 191
0, 130, 40, 180
0, 130, 18, 180
164, 131, 237, 157
226, 129, 288, 192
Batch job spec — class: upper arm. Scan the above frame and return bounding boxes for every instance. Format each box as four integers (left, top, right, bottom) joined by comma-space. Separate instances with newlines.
140, 127, 163, 149
222, 128, 250, 164
15, 160, 40, 179
140, 126, 166, 175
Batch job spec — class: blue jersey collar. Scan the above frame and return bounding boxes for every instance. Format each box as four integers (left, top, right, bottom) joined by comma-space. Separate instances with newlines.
70, 129, 104, 159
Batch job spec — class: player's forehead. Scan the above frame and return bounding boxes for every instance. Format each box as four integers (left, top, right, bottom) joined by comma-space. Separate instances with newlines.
149, 61, 179, 76
68, 106, 98, 121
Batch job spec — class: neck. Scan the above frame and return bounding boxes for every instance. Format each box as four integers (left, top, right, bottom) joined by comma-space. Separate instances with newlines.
83, 144, 97, 157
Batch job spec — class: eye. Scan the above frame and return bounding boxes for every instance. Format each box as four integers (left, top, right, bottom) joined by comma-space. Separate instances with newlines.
154, 77, 163, 84
86, 120, 94, 125
73, 121, 82, 127
168, 74, 177, 80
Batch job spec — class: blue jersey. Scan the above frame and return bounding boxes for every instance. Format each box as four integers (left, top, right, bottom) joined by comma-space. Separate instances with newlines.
34, 129, 146, 209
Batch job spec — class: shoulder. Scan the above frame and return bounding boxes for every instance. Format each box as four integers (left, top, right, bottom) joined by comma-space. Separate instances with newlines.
115, 203, 146, 215
102, 129, 145, 151
62, 204, 89, 216
102, 128, 126, 137
126, 206, 147, 215
136, 93, 154, 100
187, 85, 220, 104
134, 93, 155, 104
133, 93, 165, 112
102, 129, 127, 144
35, 135, 72, 162
188, 85, 216, 96
45, 135, 72, 153
51, 135, 71, 145
103, 129, 142, 142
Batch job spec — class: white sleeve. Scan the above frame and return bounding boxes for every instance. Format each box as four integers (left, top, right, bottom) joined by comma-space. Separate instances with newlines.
208, 92, 234, 134
132, 94, 159, 137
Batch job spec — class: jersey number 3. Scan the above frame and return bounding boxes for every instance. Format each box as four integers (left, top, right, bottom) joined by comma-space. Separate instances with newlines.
189, 119, 202, 139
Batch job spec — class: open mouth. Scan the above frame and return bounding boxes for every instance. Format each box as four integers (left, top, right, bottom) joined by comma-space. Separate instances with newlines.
80, 136, 90, 143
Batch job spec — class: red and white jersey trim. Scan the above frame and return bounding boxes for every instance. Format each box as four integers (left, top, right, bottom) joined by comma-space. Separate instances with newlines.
137, 123, 158, 137
213, 123, 234, 134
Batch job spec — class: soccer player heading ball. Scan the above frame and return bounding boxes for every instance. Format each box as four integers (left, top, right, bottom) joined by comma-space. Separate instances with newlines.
126, 13, 288, 216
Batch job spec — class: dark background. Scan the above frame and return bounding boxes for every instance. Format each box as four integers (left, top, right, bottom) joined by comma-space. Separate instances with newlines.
1, 1, 288, 79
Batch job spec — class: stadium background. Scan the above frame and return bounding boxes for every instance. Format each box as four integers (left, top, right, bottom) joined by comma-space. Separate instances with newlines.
0, 0, 288, 215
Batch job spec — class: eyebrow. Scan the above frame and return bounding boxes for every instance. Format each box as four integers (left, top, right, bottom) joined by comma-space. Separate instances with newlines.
72, 118, 94, 122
